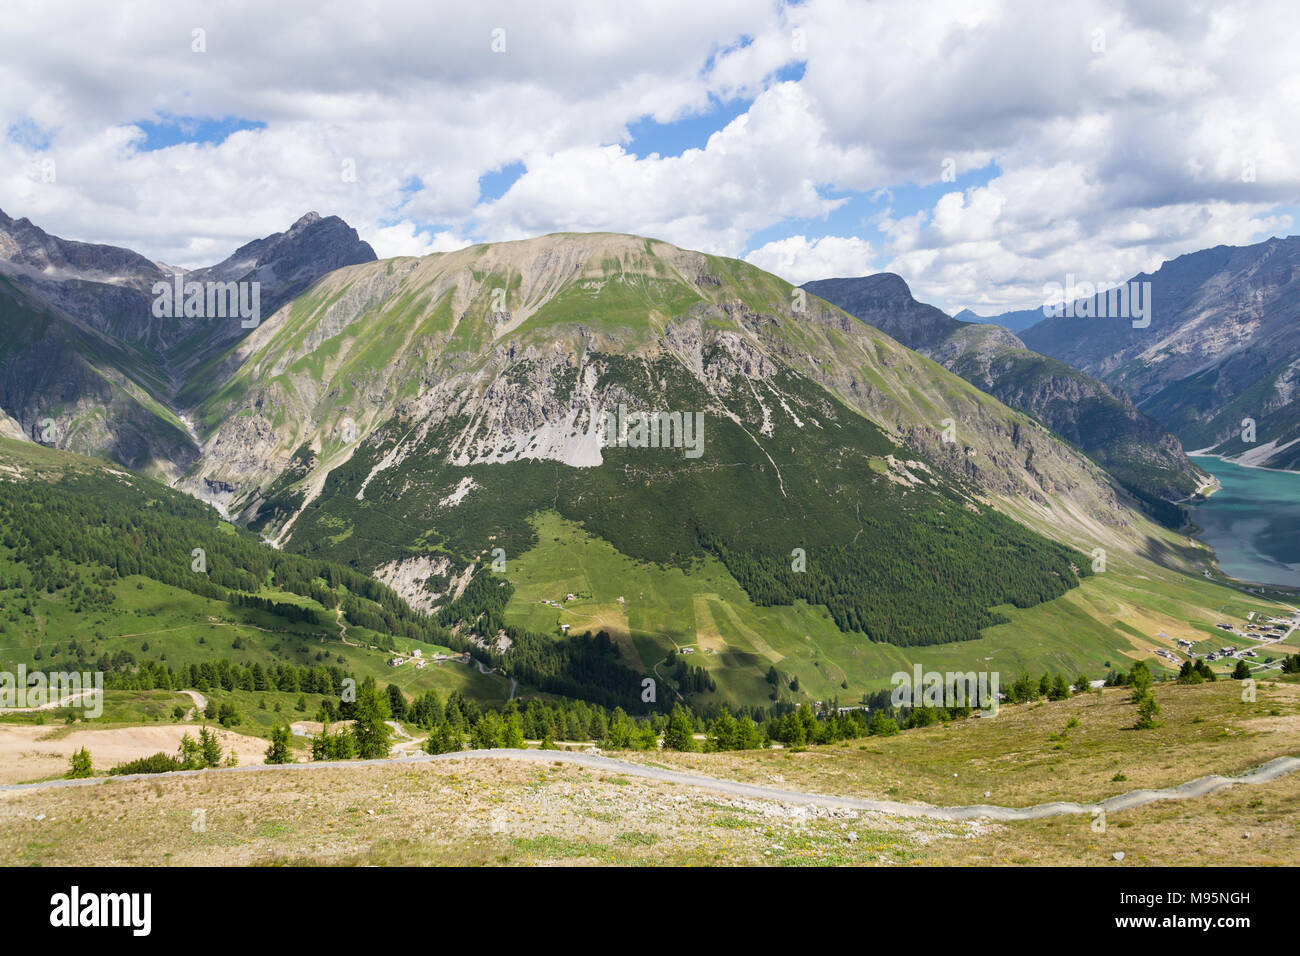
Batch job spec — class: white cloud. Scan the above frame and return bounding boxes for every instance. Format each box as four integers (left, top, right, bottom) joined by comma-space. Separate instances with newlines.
0, 0, 1295, 305
745, 235, 876, 285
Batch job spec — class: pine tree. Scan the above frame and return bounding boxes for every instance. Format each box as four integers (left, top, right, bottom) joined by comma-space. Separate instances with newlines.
198, 726, 223, 767
503, 713, 525, 748
350, 677, 392, 759
1134, 691, 1161, 730
663, 705, 696, 751
424, 719, 462, 755
67, 747, 92, 779
265, 725, 293, 764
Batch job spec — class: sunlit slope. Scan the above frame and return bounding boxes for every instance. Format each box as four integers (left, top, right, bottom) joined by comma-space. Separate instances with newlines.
180, 233, 1165, 562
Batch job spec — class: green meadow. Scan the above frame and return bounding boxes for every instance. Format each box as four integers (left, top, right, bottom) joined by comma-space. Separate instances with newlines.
503, 511, 1291, 706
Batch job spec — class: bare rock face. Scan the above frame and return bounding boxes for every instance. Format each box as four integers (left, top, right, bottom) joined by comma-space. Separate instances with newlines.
187, 211, 377, 318
0, 208, 161, 280
0, 209, 377, 480
804, 274, 960, 353
1015, 236, 1300, 469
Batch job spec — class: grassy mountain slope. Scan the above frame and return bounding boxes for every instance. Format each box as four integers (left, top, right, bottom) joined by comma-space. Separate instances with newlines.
150, 233, 1266, 706
0, 437, 516, 707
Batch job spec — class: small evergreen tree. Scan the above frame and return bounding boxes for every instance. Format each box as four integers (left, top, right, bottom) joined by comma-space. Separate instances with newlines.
1134, 692, 1161, 730
67, 747, 92, 778
662, 705, 697, 751
265, 725, 293, 764
198, 726, 223, 767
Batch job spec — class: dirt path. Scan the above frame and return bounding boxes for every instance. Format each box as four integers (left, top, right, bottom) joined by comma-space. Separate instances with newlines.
4, 748, 1297, 822
334, 608, 358, 646
0, 690, 98, 713
474, 659, 517, 700
182, 689, 206, 721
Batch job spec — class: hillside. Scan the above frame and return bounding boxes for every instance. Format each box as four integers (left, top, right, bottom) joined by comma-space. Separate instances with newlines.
3, 676, 1297, 866
1014, 236, 1300, 471
804, 274, 1207, 522
0, 437, 519, 709
0, 220, 1279, 711
0, 209, 376, 479
134, 231, 1264, 705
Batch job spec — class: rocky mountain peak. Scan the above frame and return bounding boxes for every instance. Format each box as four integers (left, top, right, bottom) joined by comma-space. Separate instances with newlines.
0, 206, 162, 282
803, 273, 959, 353
290, 211, 323, 231
190, 212, 377, 315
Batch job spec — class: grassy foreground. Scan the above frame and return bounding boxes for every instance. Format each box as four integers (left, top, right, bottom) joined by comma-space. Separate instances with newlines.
2, 679, 1296, 866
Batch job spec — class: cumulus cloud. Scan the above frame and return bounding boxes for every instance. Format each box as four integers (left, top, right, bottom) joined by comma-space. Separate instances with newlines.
745, 235, 876, 285
0, 0, 1295, 305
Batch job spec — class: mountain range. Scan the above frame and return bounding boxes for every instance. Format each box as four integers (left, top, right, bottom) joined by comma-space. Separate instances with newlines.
0, 208, 1275, 708
977, 236, 1300, 471
804, 274, 1208, 525
0, 208, 375, 476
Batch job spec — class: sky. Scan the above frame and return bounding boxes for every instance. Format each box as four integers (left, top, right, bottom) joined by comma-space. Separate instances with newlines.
1, 0, 1297, 314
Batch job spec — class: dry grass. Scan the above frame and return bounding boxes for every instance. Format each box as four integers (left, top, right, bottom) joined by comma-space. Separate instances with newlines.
2, 751, 1295, 867
1, 679, 1297, 866
623, 680, 1300, 807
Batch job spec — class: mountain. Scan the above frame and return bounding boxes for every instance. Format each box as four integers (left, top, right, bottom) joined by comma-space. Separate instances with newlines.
1015, 236, 1300, 470
169, 212, 376, 379
956, 304, 1050, 334
190, 212, 376, 314
178, 235, 1152, 553
0, 209, 376, 478
145, 230, 1227, 706
803, 274, 1206, 523
0, 216, 1235, 708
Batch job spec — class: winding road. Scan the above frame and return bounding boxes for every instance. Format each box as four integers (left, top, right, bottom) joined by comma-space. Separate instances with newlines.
474, 659, 518, 700
3, 747, 1297, 822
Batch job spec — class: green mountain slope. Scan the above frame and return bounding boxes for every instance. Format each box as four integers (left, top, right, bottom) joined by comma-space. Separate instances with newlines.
150, 232, 1236, 705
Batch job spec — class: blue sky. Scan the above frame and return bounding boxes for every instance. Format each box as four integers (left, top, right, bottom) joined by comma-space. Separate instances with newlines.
133, 115, 265, 151
3, 0, 1297, 314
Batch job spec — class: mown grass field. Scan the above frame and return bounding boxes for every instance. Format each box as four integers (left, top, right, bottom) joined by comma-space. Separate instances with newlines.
503, 512, 1290, 706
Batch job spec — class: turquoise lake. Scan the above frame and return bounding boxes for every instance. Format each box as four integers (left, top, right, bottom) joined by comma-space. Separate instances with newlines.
1189, 456, 1300, 588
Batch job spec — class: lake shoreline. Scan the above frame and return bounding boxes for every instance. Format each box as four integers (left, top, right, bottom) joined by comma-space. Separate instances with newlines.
1188, 451, 1299, 476
1187, 456, 1300, 591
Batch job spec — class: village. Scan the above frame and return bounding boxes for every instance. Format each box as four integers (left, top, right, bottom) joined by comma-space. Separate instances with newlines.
1153, 609, 1300, 674
386, 648, 472, 669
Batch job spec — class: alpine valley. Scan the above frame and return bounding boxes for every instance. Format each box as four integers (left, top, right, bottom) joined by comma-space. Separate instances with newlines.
0, 210, 1293, 718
